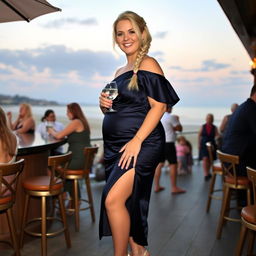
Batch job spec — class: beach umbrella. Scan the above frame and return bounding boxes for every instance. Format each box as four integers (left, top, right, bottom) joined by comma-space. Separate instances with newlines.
0, 0, 61, 23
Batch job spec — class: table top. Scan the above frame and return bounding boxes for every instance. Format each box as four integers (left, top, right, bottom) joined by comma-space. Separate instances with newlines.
17, 132, 67, 156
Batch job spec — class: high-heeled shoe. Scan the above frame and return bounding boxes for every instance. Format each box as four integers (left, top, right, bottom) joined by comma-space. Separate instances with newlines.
143, 249, 149, 256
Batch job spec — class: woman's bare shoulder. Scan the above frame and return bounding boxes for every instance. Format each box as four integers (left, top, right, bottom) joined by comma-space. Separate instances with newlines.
114, 66, 126, 78
139, 56, 164, 76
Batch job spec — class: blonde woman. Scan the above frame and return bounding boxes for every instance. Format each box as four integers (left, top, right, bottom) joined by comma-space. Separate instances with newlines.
7, 103, 35, 133
0, 107, 17, 163
99, 11, 180, 256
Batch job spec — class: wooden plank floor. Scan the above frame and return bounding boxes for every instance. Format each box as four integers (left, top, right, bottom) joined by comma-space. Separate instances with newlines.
2, 163, 243, 256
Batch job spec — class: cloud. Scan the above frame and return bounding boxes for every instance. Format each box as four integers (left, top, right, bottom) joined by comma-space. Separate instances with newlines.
43, 17, 98, 28
170, 59, 230, 72
0, 45, 124, 78
154, 31, 168, 39
151, 51, 165, 62
230, 70, 250, 75
0, 45, 124, 104
199, 60, 230, 71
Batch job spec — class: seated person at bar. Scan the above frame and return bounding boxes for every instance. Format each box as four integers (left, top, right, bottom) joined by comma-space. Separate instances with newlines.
37, 109, 65, 155
222, 84, 256, 176
0, 107, 17, 163
47, 102, 91, 203
7, 103, 35, 134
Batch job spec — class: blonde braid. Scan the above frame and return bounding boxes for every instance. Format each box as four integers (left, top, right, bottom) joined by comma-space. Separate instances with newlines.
128, 42, 150, 90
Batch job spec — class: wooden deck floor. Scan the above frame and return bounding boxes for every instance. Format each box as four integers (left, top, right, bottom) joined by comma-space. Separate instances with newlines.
3, 163, 243, 256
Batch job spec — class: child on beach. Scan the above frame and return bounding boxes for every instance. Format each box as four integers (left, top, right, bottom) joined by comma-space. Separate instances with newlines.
176, 136, 192, 175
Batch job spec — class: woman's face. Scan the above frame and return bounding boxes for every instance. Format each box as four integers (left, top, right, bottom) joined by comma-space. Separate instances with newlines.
19, 105, 26, 117
66, 108, 73, 120
115, 19, 141, 57
46, 112, 56, 122
206, 114, 213, 124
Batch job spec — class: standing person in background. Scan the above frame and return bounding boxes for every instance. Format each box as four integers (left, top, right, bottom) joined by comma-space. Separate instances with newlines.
7, 103, 35, 134
0, 107, 17, 163
154, 106, 186, 194
222, 84, 256, 176
99, 11, 179, 256
198, 113, 219, 181
48, 103, 91, 203
37, 109, 65, 155
218, 103, 239, 148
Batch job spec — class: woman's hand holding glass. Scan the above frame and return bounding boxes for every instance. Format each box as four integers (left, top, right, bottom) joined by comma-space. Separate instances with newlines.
99, 92, 113, 111
118, 136, 142, 169
101, 81, 118, 112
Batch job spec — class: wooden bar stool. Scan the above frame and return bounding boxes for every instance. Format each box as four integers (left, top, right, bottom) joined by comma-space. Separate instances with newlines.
20, 152, 72, 256
216, 150, 251, 239
236, 167, 256, 256
0, 159, 24, 256
205, 142, 223, 212
65, 146, 98, 231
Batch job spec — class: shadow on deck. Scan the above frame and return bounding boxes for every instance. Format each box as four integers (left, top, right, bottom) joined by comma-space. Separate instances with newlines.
3, 163, 242, 256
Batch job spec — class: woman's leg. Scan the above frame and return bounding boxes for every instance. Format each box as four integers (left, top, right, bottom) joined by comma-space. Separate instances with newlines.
154, 162, 165, 192
105, 168, 135, 256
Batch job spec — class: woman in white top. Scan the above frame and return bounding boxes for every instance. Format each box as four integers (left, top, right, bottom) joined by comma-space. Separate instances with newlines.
0, 107, 17, 163
37, 109, 64, 155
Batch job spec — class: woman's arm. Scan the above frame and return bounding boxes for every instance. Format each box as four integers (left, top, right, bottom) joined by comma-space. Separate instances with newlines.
219, 115, 228, 134
198, 126, 202, 149
119, 97, 166, 169
215, 125, 220, 138
16, 118, 35, 133
48, 119, 79, 139
7, 112, 20, 130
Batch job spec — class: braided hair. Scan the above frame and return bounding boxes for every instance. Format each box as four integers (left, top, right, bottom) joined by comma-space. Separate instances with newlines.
113, 11, 152, 90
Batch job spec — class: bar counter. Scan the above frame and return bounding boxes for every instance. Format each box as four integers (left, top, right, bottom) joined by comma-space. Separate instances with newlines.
0, 132, 67, 242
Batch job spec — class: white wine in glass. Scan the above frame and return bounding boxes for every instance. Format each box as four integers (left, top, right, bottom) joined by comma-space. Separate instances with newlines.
103, 81, 118, 112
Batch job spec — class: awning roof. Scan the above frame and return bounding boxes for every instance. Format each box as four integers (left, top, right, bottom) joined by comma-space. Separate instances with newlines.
217, 0, 256, 60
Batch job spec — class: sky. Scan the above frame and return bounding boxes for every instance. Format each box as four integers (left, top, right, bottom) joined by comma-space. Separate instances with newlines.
0, 0, 254, 107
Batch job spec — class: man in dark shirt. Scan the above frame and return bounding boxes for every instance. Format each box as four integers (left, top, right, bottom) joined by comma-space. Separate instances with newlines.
222, 84, 256, 176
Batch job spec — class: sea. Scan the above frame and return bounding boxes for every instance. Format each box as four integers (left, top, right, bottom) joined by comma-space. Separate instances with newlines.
1, 105, 230, 126
1, 105, 231, 157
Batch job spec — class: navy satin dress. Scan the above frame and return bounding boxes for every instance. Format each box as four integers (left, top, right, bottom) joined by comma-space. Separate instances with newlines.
99, 70, 179, 246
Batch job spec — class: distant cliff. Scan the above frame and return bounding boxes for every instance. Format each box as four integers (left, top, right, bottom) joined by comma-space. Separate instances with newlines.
0, 94, 59, 106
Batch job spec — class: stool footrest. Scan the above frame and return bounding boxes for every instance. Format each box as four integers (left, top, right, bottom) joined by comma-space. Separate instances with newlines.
210, 195, 222, 200
24, 216, 66, 237
224, 216, 241, 223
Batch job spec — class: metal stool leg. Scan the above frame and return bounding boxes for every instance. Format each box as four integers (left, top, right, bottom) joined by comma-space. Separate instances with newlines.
74, 179, 80, 232
58, 193, 71, 248
41, 196, 47, 256
85, 174, 95, 222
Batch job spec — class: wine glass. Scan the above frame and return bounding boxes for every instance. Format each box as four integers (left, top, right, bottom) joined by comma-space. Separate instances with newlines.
102, 81, 118, 112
